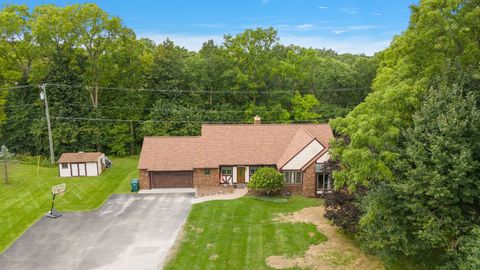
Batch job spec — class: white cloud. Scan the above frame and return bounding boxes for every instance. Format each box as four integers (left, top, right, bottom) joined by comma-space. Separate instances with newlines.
276, 24, 318, 31
331, 25, 381, 34
333, 29, 348, 34
138, 31, 391, 56
260, 0, 269, 5
371, 12, 382, 16
318, 6, 328, 9
296, 24, 315, 30
339, 8, 359, 15
280, 35, 391, 55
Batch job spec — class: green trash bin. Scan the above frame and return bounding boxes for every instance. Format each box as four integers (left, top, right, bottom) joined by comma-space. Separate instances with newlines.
131, 179, 139, 192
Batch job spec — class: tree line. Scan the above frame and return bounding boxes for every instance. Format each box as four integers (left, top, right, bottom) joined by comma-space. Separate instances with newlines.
329, 0, 480, 269
0, 4, 376, 157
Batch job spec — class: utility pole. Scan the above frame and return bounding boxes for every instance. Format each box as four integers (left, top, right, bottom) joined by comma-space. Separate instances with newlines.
40, 84, 55, 165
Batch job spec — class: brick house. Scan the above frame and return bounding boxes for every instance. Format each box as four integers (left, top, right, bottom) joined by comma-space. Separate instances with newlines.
138, 117, 334, 196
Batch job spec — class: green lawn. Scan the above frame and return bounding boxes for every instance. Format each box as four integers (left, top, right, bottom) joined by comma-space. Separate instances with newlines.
165, 196, 326, 270
0, 157, 138, 253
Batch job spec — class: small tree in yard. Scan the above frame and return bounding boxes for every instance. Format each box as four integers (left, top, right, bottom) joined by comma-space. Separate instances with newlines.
0, 146, 14, 184
247, 168, 283, 195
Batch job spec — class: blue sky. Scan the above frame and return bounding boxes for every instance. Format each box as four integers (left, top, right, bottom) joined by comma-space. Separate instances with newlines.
4, 0, 417, 55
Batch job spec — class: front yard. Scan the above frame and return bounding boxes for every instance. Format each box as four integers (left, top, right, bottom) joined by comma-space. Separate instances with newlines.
0, 157, 138, 253
164, 196, 326, 269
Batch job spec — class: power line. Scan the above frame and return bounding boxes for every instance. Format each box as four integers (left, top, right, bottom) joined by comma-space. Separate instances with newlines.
0, 85, 34, 91
53, 116, 327, 124
45, 82, 370, 94
0, 103, 40, 109
49, 102, 293, 114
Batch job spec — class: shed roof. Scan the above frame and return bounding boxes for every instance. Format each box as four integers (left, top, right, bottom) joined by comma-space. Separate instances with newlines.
58, 152, 103, 163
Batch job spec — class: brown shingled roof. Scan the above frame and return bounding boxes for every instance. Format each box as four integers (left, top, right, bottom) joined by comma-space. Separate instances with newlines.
139, 137, 201, 171
58, 152, 103, 163
276, 128, 316, 169
138, 123, 333, 171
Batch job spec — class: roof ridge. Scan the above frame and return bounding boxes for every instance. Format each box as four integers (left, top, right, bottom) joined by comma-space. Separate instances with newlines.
297, 127, 315, 139
145, 136, 201, 139
201, 123, 330, 126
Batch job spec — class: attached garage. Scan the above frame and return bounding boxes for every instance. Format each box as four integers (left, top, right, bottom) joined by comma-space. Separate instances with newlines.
150, 171, 193, 188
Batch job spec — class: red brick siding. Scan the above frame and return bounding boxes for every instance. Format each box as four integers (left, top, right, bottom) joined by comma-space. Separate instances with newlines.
139, 169, 150, 189
302, 162, 316, 197
193, 168, 219, 188
283, 185, 303, 195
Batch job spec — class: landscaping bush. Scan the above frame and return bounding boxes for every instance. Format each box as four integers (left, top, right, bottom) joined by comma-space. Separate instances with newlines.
324, 189, 363, 233
247, 167, 283, 195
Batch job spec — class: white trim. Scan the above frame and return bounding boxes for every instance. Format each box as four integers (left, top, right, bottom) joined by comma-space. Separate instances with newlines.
282, 140, 324, 170
316, 151, 330, 164
232, 166, 237, 183
245, 166, 250, 183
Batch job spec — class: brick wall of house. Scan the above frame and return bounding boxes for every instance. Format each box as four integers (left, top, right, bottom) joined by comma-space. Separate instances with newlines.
193, 168, 219, 188
302, 162, 316, 197
139, 169, 150, 189
283, 185, 303, 195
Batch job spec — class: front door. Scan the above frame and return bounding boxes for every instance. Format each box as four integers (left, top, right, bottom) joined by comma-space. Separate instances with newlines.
237, 167, 245, 183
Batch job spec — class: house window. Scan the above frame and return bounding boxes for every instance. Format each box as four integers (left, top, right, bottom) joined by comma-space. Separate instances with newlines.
221, 167, 233, 175
61, 163, 68, 169
249, 166, 260, 178
204, 169, 211, 176
317, 173, 331, 190
283, 171, 302, 184
316, 163, 324, 173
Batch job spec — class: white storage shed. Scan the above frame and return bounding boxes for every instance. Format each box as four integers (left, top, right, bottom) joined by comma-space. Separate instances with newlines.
57, 152, 106, 177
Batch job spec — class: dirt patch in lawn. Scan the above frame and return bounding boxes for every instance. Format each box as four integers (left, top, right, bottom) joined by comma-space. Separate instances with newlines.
266, 206, 384, 270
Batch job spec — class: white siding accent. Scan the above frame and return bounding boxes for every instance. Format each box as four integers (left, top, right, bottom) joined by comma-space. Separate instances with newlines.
59, 164, 71, 177
316, 151, 330, 163
86, 162, 98, 176
232, 166, 238, 183
282, 140, 324, 170
58, 156, 104, 178
245, 166, 250, 183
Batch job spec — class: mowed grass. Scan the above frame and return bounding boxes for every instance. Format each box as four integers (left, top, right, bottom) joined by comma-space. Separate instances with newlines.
0, 157, 138, 253
165, 196, 326, 270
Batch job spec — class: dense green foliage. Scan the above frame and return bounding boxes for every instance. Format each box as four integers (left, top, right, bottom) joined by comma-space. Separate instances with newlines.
329, 0, 480, 268
164, 196, 324, 269
0, 157, 138, 252
247, 167, 283, 195
0, 4, 376, 157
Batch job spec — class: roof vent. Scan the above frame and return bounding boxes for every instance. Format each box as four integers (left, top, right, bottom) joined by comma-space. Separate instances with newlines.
254, 115, 261, 125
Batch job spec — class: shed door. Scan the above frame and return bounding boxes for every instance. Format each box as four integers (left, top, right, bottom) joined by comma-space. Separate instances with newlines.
78, 163, 86, 176
71, 163, 79, 176
150, 171, 193, 188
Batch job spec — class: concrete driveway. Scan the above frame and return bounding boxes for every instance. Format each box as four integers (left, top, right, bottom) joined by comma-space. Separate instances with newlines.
0, 193, 192, 270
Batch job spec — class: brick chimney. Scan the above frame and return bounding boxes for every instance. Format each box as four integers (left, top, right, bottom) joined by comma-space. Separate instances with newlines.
253, 115, 261, 125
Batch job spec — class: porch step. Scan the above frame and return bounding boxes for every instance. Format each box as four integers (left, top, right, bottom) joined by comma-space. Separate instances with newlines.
234, 183, 246, 189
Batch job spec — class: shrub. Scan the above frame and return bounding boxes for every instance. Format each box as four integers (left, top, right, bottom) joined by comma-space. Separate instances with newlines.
324, 189, 364, 233
247, 167, 283, 195
441, 226, 480, 270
